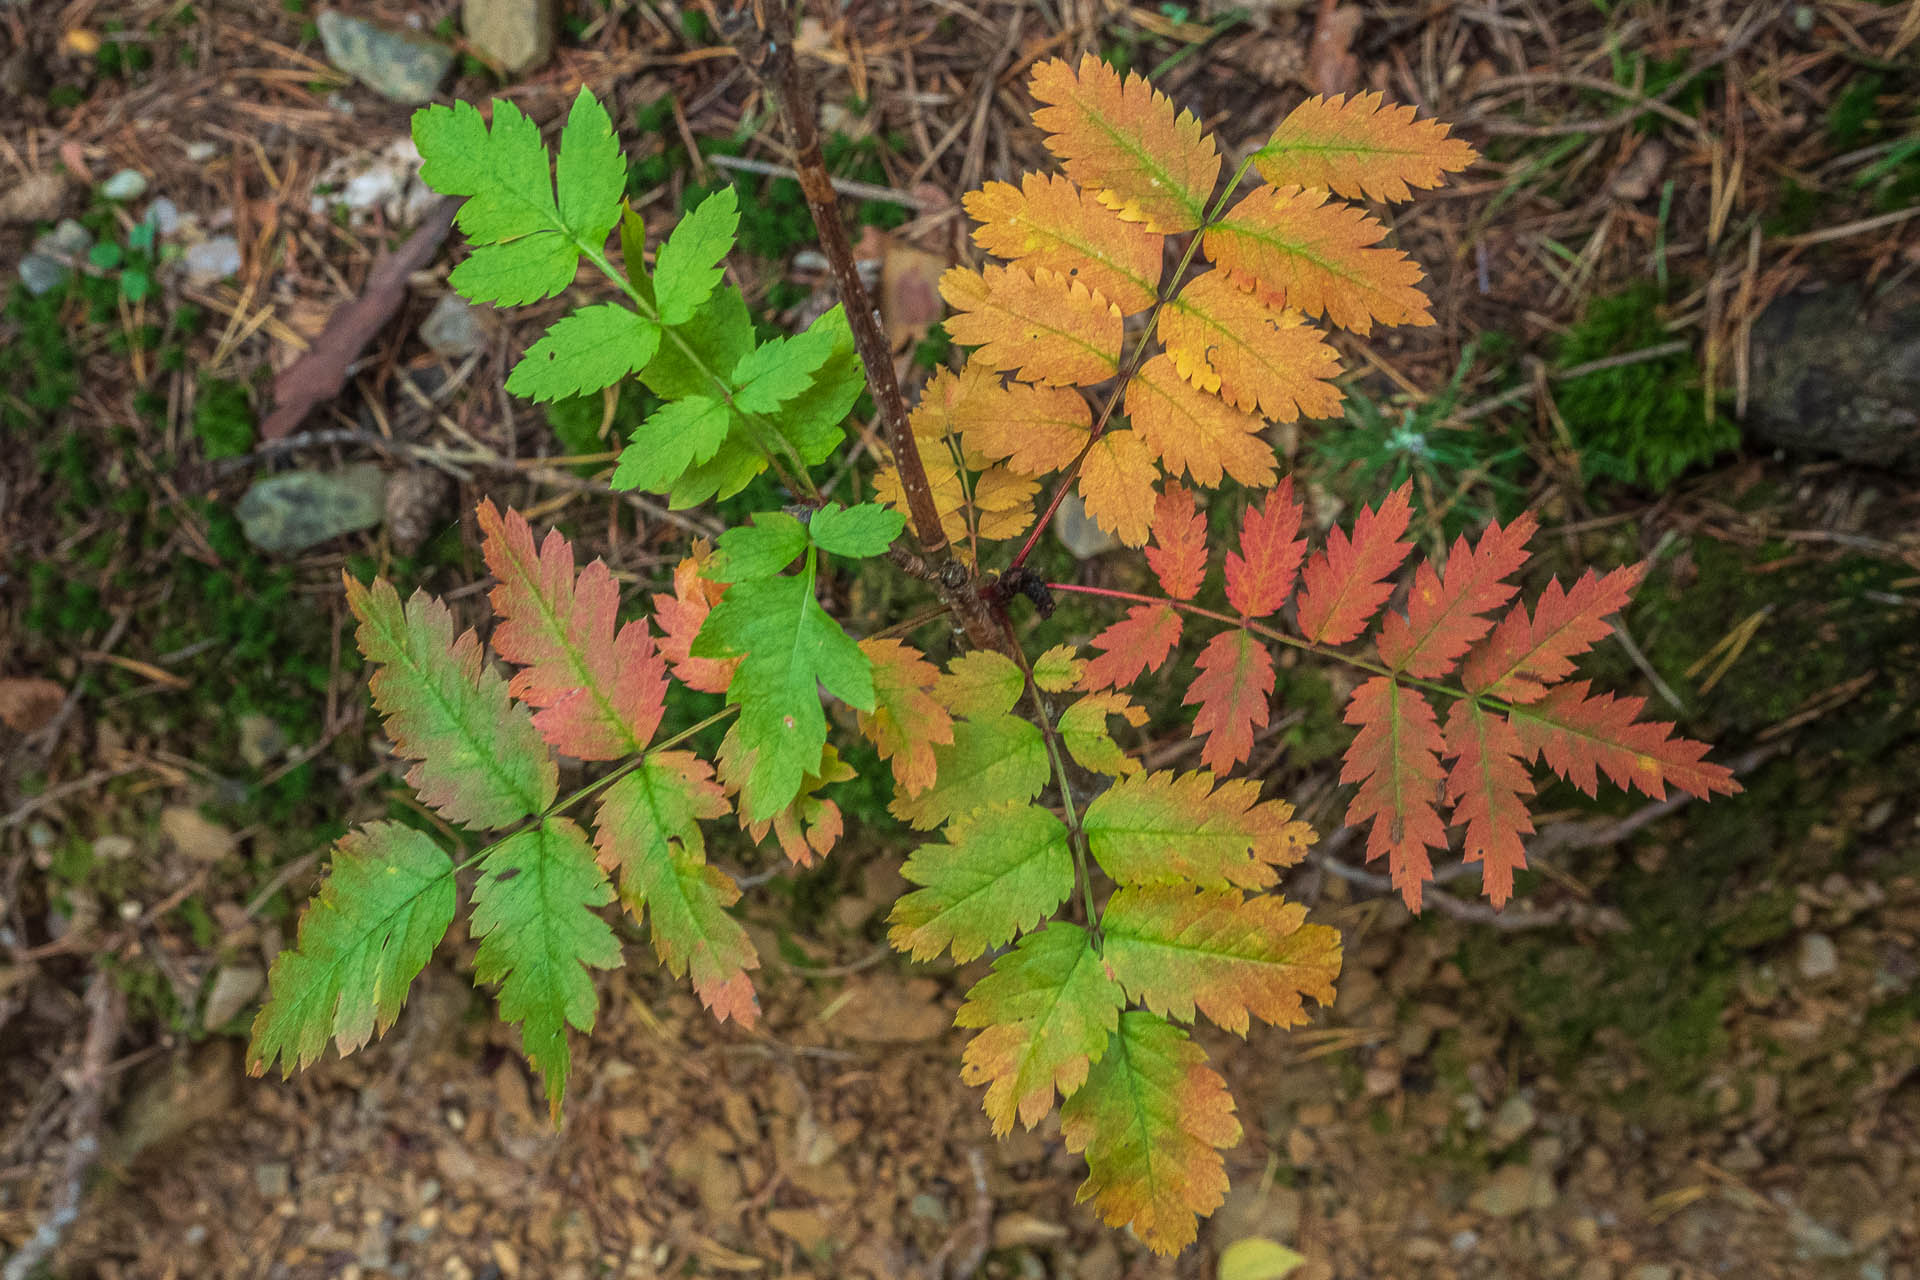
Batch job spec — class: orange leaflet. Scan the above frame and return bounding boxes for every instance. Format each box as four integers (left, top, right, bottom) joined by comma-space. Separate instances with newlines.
1125, 354, 1278, 490
1295, 482, 1414, 645
1081, 603, 1183, 692
1029, 55, 1221, 234
1144, 485, 1208, 601
1254, 91, 1478, 203
964, 172, 1163, 315
1204, 184, 1432, 334
940, 263, 1122, 387
1340, 676, 1448, 911
1508, 680, 1740, 803
1077, 428, 1158, 547
857, 638, 955, 798
1158, 270, 1344, 422
1376, 512, 1536, 678
952, 375, 1092, 478
651, 541, 735, 694
478, 500, 666, 760
1442, 700, 1536, 909
1224, 479, 1307, 619
1462, 563, 1644, 702
1185, 630, 1274, 773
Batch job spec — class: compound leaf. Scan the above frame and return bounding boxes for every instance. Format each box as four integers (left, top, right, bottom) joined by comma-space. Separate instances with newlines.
1077, 428, 1158, 547
1082, 603, 1183, 692
953, 374, 1093, 478
1144, 485, 1208, 601
1442, 699, 1535, 909
856, 638, 953, 798
889, 707, 1048, 832
1508, 680, 1741, 804
652, 543, 735, 694
653, 186, 739, 325
712, 511, 810, 582
1205, 185, 1432, 334
507, 304, 661, 403
940, 263, 1122, 387
1126, 354, 1278, 490
888, 803, 1074, 963
1295, 481, 1414, 645
1158, 270, 1344, 422
964, 171, 1163, 314
809, 501, 906, 559
1059, 691, 1148, 778
1225, 479, 1307, 619
1462, 564, 1644, 702
1254, 91, 1478, 203
1341, 676, 1448, 911
612, 394, 733, 495
731, 304, 849, 413
1083, 768, 1314, 891
1186, 630, 1275, 773
1377, 513, 1536, 678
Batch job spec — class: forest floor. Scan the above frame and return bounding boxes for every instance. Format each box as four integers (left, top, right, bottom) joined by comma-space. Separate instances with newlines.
3, 1, 1919, 1278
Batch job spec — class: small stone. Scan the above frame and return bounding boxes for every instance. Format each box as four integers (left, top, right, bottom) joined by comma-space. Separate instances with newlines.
1490, 1095, 1536, 1148
908, 1193, 947, 1224
186, 141, 219, 163
18, 253, 66, 296
1797, 932, 1839, 980
1627, 1266, 1674, 1280
161, 806, 237, 862
1787, 1209, 1854, 1259
1053, 492, 1119, 559
183, 236, 243, 286
384, 468, 454, 555
237, 714, 289, 769
92, 834, 135, 861
0, 171, 70, 224
237, 465, 389, 554
1470, 1164, 1556, 1218
144, 197, 181, 235
39, 218, 94, 257
420, 293, 487, 358
1852, 1213, 1894, 1249
255, 1161, 292, 1198
201, 965, 264, 1029
100, 168, 149, 201
992, 1213, 1068, 1249
463, 0, 553, 75
318, 10, 454, 105
1449, 1229, 1479, 1253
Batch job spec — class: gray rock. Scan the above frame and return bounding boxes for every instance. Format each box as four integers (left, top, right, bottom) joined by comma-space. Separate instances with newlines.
318, 10, 454, 105
254, 1161, 292, 1199
200, 965, 264, 1029
463, 0, 553, 75
183, 236, 243, 286
1053, 492, 1120, 559
237, 714, 289, 769
185, 141, 218, 163
18, 252, 67, 296
237, 465, 389, 554
100, 168, 149, 201
1489, 1095, 1536, 1148
38, 218, 93, 257
144, 196, 181, 236
0, 171, 69, 224
419, 292, 487, 357
1798, 932, 1839, 980
1470, 1164, 1556, 1218
1745, 282, 1920, 470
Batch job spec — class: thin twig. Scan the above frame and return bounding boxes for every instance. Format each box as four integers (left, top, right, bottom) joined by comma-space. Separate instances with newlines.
707, 153, 925, 208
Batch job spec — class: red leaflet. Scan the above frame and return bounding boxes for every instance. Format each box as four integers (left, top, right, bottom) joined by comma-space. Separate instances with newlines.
1340, 676, 1447, 911
1295, 483, 1413, 644
1185, 631, 1274, 772
1082, 604, 1183, 692
652, 542, 737, 695
1377, 513, 1535, 678
1224, 480, 1307, 619
1145, 485, 1208, 601
1462, 564, 1643, 702
478, 500, 666, 760
1442, 700, 1535, 908
1508, 680, 1740, 802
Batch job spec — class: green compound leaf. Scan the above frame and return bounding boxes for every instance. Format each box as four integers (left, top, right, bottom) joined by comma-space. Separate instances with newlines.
1058, 691, 1147, 779
730, 304, 849, 412
1081, 769, 1313, 892
887, 710, 1048, 832
937, 650, 1028, 719
653, 186, 739, 325
346, 575, 555, 830
1061, 1010, 1242, 1255
554, 89, 626, 249
469, 818, 621, 1120
712, 511, 810, 582
1099, 885, 1342, 1035
768, 327, 863, 463
888, 801, 1074, 963
505, 304, 662, 403
808, 502, 906, 559
595, 753, 759, 1027
248, 822, 456, 1079
640, 282, 755, 400
954, 922, 1124, 1135
689, 558, 874, 823
611, 394, 733, 495
448, 235, 582, 308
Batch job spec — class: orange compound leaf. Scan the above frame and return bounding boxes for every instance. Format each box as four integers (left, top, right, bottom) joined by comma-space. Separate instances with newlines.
1082, 768, 1315, 891
1341, 676, 1448, 912
1377, 512, 1537, 679
857, 638, 954, 798
1204, 184, 1433, 334
1126, 354, 1278, 490
1225, 479, 1307, 619
940, 263, 1122, 387
478, 501, 666, 761
1029, 55, 1222, 234
1158, 270, 1344, 422
953, 376, 1092, 478
1462, 563, 1644, 702
651, 542, 735, 695
1509, 680, 1740, 803
1077, 428, 1158, 546
1061, 1010, 1241, 1255
1081, 603, 1183, 692
1144, 485, 1208, 601
1101, 885, 1341, 1035
1296, 482, 1414, 645
1185, 630, 1275, 774
964, 172, 1164, 315
1254, 91, 1478, 203
1442, 700, 1536, 908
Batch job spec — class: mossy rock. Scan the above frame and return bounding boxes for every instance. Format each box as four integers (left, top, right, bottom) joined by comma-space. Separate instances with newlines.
1745, 281, 1920, 471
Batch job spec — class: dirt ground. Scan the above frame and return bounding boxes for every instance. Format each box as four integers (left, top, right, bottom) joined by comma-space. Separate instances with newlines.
3, 1, 1919, 1277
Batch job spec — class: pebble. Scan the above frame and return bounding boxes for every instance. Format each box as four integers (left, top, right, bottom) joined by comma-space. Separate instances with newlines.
1490, 1095, 1536, 1148
18, 252, 67, 296
100, 168, 150, 201
184, 235, 243, 285
143, 196, 181, 235
201, 965, 264, 1028
420, 292, 487, 358
237, 465, 389, 554
1470, 1164, 1556, 1218
463, 0, 553, 74
0, 171, 69, 224
254, 1161, 292, 1198
318, 10, 454, 105
186, 141, 219, 163
1054, 492, 1120, 558
1797, 932, 1839, 980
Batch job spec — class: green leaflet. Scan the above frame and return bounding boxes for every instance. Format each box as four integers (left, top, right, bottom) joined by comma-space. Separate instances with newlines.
888, 802, 1074, 962
248, 822, 457, 1078
712, 511, 810, 582
653, 187, 740, 325
731, 305, 849, 412
767, 321, 863, 464
469, 818, 621, 1119
638, 280, 756, 400
808, 502, 905, 559
1058, 691, 1147, 779
688, 551, 874, 823
937, 650, 1028, 718
506, 304, 662, 403
1080, 769, 1310, 891
611, 395, 733, 495
595, 753, 759, 1026
888, 711, 1047, 832
954, 923, 1124, 1134
347, 576, 555, 830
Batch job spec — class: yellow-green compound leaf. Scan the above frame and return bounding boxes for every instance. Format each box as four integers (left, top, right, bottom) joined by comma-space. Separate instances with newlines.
653, 186, 739, 325
347, 575, 555, 830
888, 708, 1048, 832
1058, 691, 1147, 778
506, 304, 662, 403
1061, 1010, 1242, 1255
248, 822, 456, 1079
1031, 644, 1085, 693
1100, 885, 1341, 1035
1082, 769, 1315, 891
888, 803, 1073, 962
470, 818, 621, 1119
936, 650, 1027, 719
955, 923, 1124, 1134
595, 753, 759, 1027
